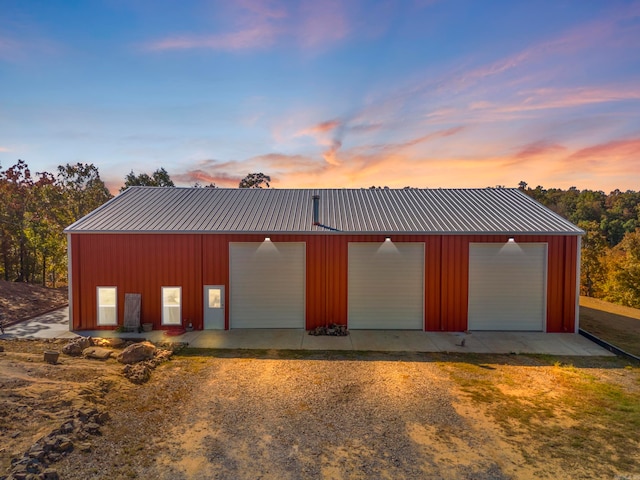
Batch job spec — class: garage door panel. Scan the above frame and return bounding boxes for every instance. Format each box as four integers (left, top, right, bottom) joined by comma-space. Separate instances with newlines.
468, 243, 547, 331
348, 243, 424, 330
230, 243, 305, 328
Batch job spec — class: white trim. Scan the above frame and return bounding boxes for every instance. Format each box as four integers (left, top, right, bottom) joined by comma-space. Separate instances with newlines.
575, 236, 582, 333
96, 286, 118, 326
67, 234, 73, 332
161, 286, 182, 325
543, 242, 548, 333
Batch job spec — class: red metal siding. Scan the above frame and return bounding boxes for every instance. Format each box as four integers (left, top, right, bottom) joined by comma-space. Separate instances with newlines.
71, 234, 202, 330
70, 233, 578, 332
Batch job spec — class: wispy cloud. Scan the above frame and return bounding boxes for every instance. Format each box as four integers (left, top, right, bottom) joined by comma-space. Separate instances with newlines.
144, 0, 350, 52
172, 168, 243, 187
568, 137, 640, 162
146, 25, 279, 51
496, 86, 640, 114
514, 141, 566, 159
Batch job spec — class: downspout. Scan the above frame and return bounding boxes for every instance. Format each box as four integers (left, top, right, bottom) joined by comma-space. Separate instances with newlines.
66, 233, 73, 332
574, 235, 582, 333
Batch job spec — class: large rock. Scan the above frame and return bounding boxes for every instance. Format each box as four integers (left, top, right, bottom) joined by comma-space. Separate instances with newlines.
82, 346, 112, 360
62, 337, 92, 356
117, 341, 156, 364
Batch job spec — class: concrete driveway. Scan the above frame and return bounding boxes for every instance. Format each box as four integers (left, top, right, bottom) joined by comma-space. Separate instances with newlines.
1, 306, 613, 356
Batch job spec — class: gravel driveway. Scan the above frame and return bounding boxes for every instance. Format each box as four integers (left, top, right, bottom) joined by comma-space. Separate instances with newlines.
54, 352, 518, 480
152, 356, 490, 480
52, 350, 636, 479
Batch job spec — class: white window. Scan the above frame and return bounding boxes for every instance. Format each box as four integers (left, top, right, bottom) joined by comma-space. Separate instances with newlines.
162, 287, 182, 325
97, 287, 117, 326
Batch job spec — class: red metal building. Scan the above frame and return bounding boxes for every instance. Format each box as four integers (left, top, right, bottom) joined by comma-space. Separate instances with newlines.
65, 187, 583, 332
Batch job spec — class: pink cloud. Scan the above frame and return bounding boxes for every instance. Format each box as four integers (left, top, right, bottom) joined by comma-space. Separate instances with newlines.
144, 0, 350, 52
165, 131, 638, 193
146, 25, 279, 51
298, 119, 341, 136
296, 0, 349, 48
568, 138, 640, 162
515, 141, 566, 159
498, 86, 640, 113
172, 169, 243, 187
322, 140, 342, 166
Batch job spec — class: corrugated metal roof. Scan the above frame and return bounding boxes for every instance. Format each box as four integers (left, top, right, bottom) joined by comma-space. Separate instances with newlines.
64, 187, 584, 235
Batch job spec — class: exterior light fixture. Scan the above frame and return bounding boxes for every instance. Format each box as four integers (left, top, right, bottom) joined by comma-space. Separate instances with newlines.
265, 237, 271, 242
385, 236, 391, 242
508, 237, 515, 243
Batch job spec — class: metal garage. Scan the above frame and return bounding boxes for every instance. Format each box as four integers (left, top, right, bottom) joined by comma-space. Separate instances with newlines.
468, 242, 547, 331
230, 242, 305, 328
66, 187, 582, 333
348, 242, 424, 329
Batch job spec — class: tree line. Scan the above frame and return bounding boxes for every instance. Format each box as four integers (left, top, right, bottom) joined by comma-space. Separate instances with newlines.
0, 161, 112, 286
518, 181, 640, 308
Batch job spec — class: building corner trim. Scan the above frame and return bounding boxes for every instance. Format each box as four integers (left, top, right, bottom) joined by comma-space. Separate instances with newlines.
67, 234, 73, 332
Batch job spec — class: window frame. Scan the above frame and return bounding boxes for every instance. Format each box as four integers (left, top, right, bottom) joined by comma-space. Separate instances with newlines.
96, 286, 118, 326
161, 286, 182, 325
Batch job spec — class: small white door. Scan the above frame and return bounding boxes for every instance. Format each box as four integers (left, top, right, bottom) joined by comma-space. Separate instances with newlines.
204, 285, 225, 329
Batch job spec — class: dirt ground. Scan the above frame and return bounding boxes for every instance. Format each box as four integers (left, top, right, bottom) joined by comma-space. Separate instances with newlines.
1, 341, 639, 480
0, 280, 67, 325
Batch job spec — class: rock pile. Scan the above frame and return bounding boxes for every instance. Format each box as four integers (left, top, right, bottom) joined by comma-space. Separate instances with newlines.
61, 337, 92, 356
118, 341, 174, 384
4, 407, 109, 480
60, 337, 181, 384
308, 324, 349, 336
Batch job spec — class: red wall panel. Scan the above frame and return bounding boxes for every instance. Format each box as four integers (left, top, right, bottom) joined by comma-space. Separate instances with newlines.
70, 232, 578, 332
71, 234, 202, 330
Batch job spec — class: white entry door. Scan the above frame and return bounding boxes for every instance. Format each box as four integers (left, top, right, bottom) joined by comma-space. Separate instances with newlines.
204, 285, 225, 329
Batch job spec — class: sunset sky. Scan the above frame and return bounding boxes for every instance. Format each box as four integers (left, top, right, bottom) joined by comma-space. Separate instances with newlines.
1, 0, 639, 193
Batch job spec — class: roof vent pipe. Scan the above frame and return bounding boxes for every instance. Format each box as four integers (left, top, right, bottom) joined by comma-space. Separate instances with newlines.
312, 195, 320, 226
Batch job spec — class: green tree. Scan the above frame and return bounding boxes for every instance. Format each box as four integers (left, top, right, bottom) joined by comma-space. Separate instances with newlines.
0, 160, 34, 281
578, 221, 607, 297
25, 172, 67, 286
239, 172, 271, 189
57, 162, 112, 224
120, 167, 175, 192
601, 230, 640, 308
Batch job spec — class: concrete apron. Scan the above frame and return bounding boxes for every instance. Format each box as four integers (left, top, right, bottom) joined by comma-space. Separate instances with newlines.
0, 308, 614, 356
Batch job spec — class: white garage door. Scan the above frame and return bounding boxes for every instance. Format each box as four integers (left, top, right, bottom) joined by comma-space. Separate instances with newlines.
230, 242, 305, 328
348, 242, 424, 329
468, 243, 547, 331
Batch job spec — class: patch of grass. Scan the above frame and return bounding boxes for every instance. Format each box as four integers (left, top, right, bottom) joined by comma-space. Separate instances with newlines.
580, 296, 640, 357
442, 359, 640, 475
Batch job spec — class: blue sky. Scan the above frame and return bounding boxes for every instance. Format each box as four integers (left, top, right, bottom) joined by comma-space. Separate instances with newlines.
1, 0, 639, 192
